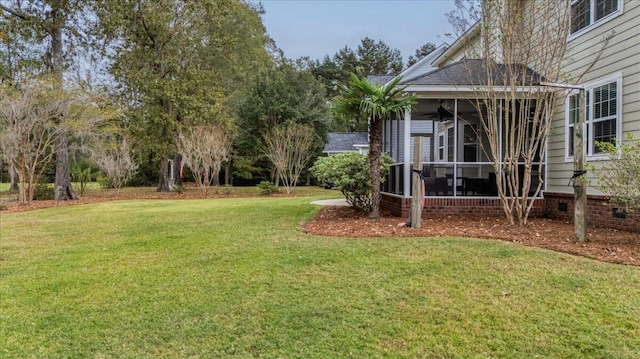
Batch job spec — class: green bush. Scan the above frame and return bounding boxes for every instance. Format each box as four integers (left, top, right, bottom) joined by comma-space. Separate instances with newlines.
170, 184, 185, 193
310, 152, 392, 212
33, 183, 54, 200
97, 175, 112, 189
257, 181, 279, 196
596, 133, 640, 218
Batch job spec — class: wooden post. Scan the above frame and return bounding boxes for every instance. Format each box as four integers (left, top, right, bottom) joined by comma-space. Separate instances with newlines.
574, 89, 587, 242
539, 82, 588, 243
411, 136, 423, 228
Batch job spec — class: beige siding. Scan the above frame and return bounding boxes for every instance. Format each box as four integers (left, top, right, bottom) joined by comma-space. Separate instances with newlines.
436, 31, 482, 67
546, 0, 640, 195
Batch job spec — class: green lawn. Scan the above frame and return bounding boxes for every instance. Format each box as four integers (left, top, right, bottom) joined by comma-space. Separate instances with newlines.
1, 196, 639, 358
0, 182, 335, 198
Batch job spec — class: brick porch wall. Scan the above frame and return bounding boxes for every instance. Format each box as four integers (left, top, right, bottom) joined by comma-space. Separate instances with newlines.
544, 192, 639, 232
380, 194, 545, 219
381, 192, 638, 232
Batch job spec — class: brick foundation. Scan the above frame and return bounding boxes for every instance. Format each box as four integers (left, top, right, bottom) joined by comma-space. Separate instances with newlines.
544, 192, 639, 232
381, 192, 639, 233
381, 194, 545, 219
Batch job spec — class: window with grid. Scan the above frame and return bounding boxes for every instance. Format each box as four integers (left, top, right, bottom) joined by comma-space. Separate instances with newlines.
447, 127, 454, 162
592, 82, 617, 153
571, 0, 620, 34
566, 78, 619, 158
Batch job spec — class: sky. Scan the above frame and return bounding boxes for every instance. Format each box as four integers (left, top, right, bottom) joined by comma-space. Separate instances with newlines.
260, 0, 459, 64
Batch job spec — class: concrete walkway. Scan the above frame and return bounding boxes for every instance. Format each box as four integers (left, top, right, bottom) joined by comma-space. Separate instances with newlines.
310, 198, 349, 206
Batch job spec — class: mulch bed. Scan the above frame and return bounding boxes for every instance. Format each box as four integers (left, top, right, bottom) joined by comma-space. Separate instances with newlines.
303, 206, 640, 267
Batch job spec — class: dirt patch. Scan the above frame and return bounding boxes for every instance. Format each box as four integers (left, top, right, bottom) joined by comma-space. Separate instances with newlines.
303, 206, 640, 267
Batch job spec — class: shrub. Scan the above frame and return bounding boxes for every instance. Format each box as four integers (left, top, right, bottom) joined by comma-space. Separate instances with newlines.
310, 152, 392, 212
257, 181, 279, 196
596, 134, 640, 219
33, 183, 54, 200
170, 184, 185, 194
97, 175, 113, 189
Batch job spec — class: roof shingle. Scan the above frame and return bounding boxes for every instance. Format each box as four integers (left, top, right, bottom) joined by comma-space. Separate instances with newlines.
323, 132, 369, 153
401, 59, 545, 86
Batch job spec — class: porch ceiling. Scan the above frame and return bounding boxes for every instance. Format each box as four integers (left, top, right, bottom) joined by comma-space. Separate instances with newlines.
410, 99, 478, 121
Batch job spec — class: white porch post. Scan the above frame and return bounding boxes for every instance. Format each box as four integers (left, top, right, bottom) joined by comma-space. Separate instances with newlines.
403, 108, 412, 198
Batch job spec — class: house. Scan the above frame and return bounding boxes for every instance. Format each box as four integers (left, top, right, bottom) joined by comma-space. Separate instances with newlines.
323, 132, 369, 156
379, 0, 639, 231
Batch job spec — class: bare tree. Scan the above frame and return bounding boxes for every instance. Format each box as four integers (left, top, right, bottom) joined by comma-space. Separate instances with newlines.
445, 0, 481, 37
0, 79, 68, 203
449, 0, 608, 226
90, 135, 138, 194
261, 123, 318, 194
468, 1, 573, 225
178, 124, 233, 195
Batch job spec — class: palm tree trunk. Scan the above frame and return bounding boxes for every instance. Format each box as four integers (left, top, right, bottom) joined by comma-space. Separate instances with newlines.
368, 117, 382, 219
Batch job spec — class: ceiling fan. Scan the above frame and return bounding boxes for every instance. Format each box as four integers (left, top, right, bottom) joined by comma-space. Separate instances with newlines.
422, 100, 454, 121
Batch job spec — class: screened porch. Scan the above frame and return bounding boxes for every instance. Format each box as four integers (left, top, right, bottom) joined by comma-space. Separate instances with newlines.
382, 98, 546, 199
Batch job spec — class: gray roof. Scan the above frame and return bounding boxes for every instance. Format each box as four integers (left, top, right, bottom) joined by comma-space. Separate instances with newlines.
401, 59, 545, 86
323, 132, 369, 153
367, 74, 397, 85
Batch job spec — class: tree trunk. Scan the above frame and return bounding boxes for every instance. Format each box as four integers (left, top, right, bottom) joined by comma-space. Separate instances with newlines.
368, 117, 382, 219
51, 8, 75, 201
173, 153, 183, 186
9, 162, 18, 192
224, 162, 230, 186
212, 168, 221, 187
157, 157, 171, 192
54, 132, 77, 200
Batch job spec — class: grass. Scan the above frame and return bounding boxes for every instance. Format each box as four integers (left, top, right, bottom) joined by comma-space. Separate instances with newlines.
0, 182, 338, 201
1, 196, 639, 358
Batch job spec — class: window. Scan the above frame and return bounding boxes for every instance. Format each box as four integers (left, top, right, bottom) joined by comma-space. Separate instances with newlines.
447, 127, 454, 162
566, 76, 620, 158
462, 124, 478, 162
437, 127, 456, 162
571, 0, 621, 35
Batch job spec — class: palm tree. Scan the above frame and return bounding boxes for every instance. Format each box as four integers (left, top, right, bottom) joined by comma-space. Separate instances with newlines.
334, 73, 415, 218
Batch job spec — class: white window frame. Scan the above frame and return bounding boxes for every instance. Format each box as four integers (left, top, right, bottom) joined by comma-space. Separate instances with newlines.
460, 121, 479, 163
437, 124, 455, 162
565, 73, 622, 161
568, 0, 623, 40
437, 133, 445, 161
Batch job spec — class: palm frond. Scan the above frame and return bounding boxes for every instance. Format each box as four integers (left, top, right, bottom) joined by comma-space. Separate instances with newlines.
333, 72, 416, 123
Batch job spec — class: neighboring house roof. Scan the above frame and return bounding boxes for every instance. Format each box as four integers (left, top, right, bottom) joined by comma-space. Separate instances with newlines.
400, 59, 545, 87
323, 132, 369, 153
